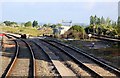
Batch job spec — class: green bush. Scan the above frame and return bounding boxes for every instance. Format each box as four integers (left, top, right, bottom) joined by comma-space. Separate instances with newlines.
61, 25, 86, 39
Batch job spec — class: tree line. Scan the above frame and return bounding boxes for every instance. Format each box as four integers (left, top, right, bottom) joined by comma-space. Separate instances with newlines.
3, 20, 38, 27
2, 20, 63, 29
2, 15, 120, 37
85, 15, 119, 37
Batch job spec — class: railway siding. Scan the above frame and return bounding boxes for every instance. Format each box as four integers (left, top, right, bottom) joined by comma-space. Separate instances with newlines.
3, 34, 120, 78
2, 35, 35, 77
0, 36, 16, 77
39, 39, 92, 77
28, 40, 55, 76
7, 40, 30, 77
48, 39, 120, 75
33, 40, 76, 77
42, 39, 117, 78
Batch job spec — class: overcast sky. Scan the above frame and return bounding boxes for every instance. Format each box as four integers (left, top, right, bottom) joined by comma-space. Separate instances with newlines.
0, 0, 119, 24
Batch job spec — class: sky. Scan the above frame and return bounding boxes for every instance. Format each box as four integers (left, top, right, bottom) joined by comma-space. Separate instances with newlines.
0, 0, 119, 25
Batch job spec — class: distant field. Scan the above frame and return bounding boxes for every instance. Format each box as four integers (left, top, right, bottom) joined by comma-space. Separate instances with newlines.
0, 26, 53, 37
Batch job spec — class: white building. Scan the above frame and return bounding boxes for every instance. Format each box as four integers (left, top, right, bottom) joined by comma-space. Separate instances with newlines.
53, 20, 72, 35
59, 25, 72, 34
57, 20, 72, 35
60, 20, 72, 34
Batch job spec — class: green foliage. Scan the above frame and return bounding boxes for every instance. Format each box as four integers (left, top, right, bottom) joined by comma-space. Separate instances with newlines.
90, 15, 100, 25
112, 21, 117, 27
56, 23, 62, 27
61, 25, 85, 39
106, 17, 111, 26
50, 24, 57, 28
85, 25, 93, 34
117, 16, 120, 26
115, 16, 120, 35
10, 22, 17, 25
70, 25, 84, 32
3, 21, 11, 26
32, 20, 38, 27
88, 15, 119, 36
24, 21, 32, 27
94, 15, 97, 24
3, 21, 18, 26
90, 16, 94, 25
101, 16, 106, 24
43, 24, 48, 27
96, 18, 101, 25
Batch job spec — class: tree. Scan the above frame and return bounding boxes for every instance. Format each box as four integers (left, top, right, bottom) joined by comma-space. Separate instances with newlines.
90, 15, 101, 25
32, 20, 38, 27
24, 21, 32, 27
10, 22, 17, 25
3, 21, 18, 26
43, 24, 48, 27
56, 23, 62, 27
111, 21, 117, 27
117, 16, 120, 35
10, 22, 18, 27
106, 17, 111, 26
101, 16, 105, 24
50, 24, 57, 28
96, 18, 101, 25
90, 16, 94, 25
63, 25, 85, 39
117, 16, 120, 26
3, 21, 11, 26
70, 25, 84, 32
94, 15, 97, 24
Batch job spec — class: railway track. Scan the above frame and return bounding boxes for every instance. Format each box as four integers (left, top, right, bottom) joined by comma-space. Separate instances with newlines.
48, 39, 120, 75
30, 39, 77, 77
92, 35, 120, 42
3, 34, 120, 78
37, 39, 93, 77
4, 34, 78, 77
40, 39, 120, 78
2, 35, 35, 77
27, 40, 60, 76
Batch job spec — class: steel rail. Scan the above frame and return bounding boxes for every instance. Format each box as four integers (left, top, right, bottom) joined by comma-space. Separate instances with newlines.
47, 39, 120, 76
1, 36, 19, 78
4, 34, 36, 78
31, 40, 62, 78
40, 39, 103, 78
21, 39, 36, 78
